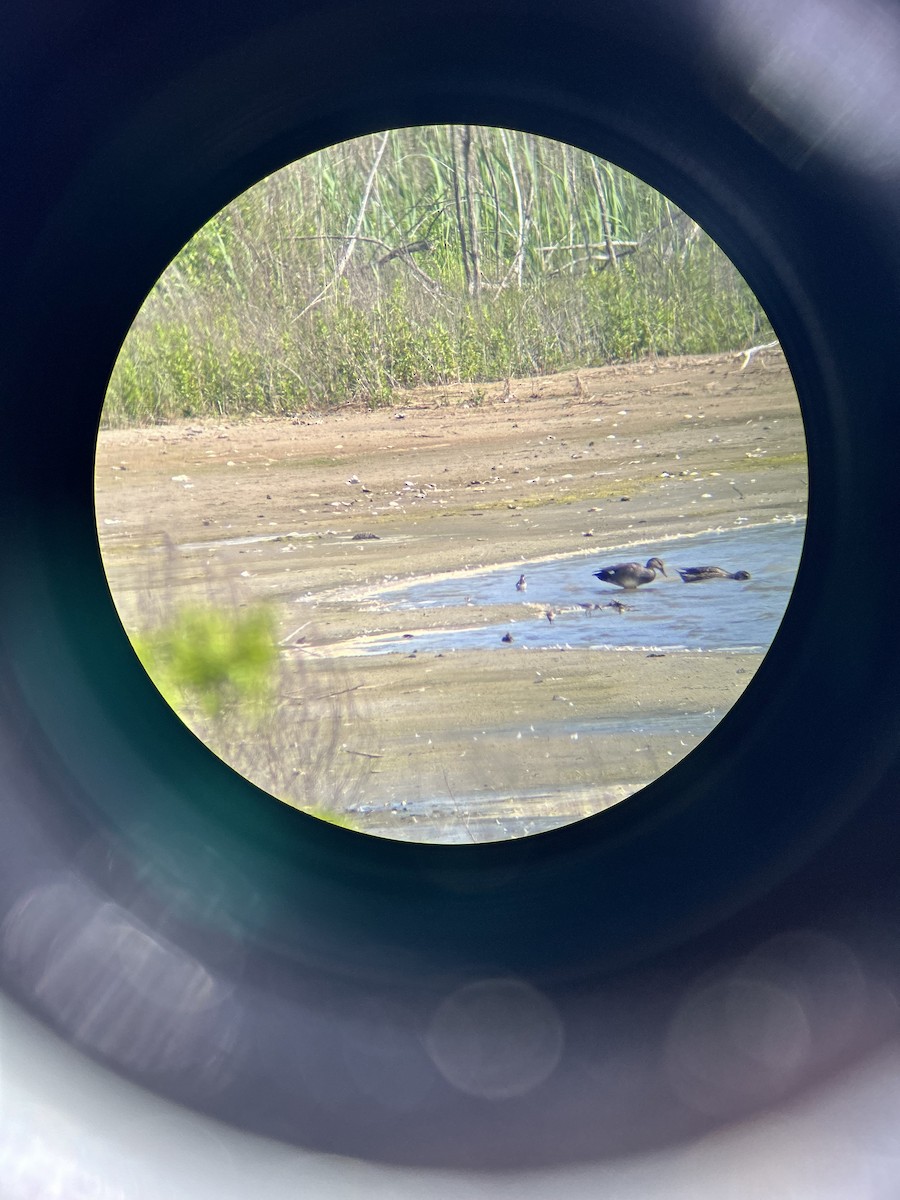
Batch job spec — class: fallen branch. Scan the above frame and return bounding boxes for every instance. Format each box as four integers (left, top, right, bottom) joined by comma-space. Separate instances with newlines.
289, 232, 443, 295
311, 683, 370, 701
278, 621, 311, 646
343, 747, 384, 759
591, 158, 620, 272
738, 339, 781, 370
294, 130, 390, 321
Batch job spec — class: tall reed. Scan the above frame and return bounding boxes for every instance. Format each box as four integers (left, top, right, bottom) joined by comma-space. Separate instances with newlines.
103, 126, 773, 425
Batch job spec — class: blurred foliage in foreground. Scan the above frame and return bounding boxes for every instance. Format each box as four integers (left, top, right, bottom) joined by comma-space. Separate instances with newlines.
134, 604, 278, 721
134, 601, 361, 828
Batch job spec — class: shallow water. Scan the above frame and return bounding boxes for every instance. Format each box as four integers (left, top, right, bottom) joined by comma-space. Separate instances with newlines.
369, 519, 805, 655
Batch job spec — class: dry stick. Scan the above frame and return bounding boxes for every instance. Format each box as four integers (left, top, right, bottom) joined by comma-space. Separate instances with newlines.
292, 232, 444, 299
343, 747, 384, 759
293, 130, 390, 322
738, 340, 781, 370
463, 125, 482, 298
394, 252, 446, 300
311, 683, 370, 701
545, 247, 639, 276
539, 241, 638, 254
278, 620, 311, 645
570, 146, 593, 271
630, 206, 698, 253
292, 232, 400, 250
590, 158, 619, 272
497, 128, 534, 291
481, 145, 502, 275
564, 143, 576, 262
436, 754, 476, 844
450, 127, 471, 295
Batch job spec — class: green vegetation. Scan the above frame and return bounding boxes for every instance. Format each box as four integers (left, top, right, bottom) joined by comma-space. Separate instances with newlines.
104, 125, 774, 425
134, 599, 366, 826
134, 603, 278, 721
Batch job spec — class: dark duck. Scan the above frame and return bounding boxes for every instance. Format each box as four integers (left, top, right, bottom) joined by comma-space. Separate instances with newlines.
677, 565, 751, 583
593, 557, 666, 590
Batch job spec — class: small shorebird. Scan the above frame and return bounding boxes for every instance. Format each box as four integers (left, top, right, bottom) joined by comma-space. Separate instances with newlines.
501, 631, 514, 643
594, 557, 666, 590
516, 574, 527, 592
677, 566, 751, 583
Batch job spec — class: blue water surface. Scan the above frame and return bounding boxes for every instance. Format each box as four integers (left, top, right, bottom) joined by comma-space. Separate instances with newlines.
373, 519, 806, 655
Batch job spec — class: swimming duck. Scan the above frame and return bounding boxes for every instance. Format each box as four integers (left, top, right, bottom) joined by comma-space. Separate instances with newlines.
593, 557, 666, 590
516, 573, 527, 592
677, 566, 751, 583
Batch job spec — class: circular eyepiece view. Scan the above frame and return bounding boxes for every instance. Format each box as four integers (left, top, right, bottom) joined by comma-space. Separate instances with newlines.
95, 125, 807, 844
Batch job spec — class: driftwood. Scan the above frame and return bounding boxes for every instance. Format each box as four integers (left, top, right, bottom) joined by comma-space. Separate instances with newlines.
738, 339, 781, 370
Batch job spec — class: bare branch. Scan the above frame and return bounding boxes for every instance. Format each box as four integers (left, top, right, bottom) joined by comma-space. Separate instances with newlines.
462, 126, 482, 298
590, 159, 620, 272
497, 128, 534, 291
450, 127, 470, 294
451, 125, 482, 298
539, 241, 639, 254
738, 340, 781, 370
294, 130, 391, 321
290, 233, 394, 249
291, 232, 443, 295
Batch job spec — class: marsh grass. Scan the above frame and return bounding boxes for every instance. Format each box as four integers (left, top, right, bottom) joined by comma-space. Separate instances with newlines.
103, 126, 773, 425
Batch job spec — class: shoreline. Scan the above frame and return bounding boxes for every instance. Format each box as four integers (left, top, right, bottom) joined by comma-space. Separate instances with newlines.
95, 353, 807, 841
290, 642, 761, 842
291, 510, 806, 608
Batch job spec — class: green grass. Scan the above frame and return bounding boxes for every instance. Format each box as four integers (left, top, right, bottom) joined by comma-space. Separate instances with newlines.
102, 125, 775, 427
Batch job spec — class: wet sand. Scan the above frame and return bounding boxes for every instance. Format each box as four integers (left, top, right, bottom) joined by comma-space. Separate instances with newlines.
306, 646, 761, 841
95, 349, 806, 840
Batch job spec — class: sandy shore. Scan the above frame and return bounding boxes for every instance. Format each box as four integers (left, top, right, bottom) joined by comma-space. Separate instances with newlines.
95, 349, 806, 841
298, 646, 761, 842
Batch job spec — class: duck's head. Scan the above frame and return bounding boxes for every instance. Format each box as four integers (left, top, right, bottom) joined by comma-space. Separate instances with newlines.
733, 569, 751, 580
646, 557, 666, 575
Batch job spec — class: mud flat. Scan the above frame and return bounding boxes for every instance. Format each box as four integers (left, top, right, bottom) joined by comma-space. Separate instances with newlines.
95, 350, 806, 840
307, 645, 761, 842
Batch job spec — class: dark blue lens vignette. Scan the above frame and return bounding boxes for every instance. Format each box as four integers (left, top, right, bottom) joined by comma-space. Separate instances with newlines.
4, 0, 900, 1188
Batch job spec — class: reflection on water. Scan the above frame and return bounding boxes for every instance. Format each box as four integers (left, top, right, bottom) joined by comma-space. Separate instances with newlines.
125, 518, 805, 843
370, 519, 805, 655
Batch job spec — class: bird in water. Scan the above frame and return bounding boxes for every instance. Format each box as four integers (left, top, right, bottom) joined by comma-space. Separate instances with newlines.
516, 573, 527, 592
501, 631, 514, 643
593, 557, 666, 590
677, 566, 751, 583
